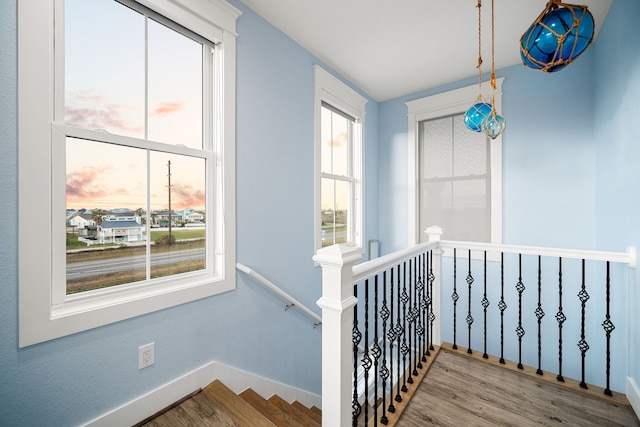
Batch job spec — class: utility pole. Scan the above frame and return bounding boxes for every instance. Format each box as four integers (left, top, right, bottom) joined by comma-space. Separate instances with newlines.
167, 160, 172, 245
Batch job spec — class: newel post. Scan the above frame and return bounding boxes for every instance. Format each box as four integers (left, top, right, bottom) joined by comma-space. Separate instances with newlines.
314, 244, 362, 427
426, 226, 444, 346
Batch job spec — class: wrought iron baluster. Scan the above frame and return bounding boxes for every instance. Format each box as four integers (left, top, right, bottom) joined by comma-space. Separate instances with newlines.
499, 252, 506, 364
400, 261, 409, 392
373, 276, 382, 425
417, 253, 425, 367
452, 248, 458, 350
556, 257, 565, 382
536, 255, 545, 376
602, 261, 615, 397
428, 251, 435, 352
406, 258, 414, 385
362, 280, 371, 425
352, 284, 362, 426
467, 250, 474, 354
387, 268, 396, 414
395, 264, 403, 403
516, 254, 525, 370
379, 270, 390, 424
411, 256, 419, 377
482, 251, 489, 359
577, 259, 589, 389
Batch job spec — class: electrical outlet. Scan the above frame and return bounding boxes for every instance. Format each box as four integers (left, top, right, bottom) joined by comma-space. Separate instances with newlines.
138, 342, 155, 369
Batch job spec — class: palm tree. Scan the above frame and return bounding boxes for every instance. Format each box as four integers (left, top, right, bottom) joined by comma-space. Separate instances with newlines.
91, 209, 106, 227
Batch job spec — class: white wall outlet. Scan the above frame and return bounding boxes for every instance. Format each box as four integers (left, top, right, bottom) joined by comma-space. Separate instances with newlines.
138, 342, 155, 369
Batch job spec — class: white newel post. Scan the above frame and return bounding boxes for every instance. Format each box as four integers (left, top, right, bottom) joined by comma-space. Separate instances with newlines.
314, 244, 362, 427
426, 226, 443, 346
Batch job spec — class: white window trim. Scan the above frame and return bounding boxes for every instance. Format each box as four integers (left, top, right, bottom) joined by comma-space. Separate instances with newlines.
406, 79, 503, 247
18, 0, 240, 347
313, 65, 367, 255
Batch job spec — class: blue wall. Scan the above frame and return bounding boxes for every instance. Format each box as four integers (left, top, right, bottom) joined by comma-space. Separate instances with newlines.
0, 1, 378, 425
593, 0, 640, 394
378, 53, 596, 254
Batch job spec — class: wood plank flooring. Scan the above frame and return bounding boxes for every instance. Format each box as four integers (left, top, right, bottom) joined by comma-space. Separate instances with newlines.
398, 348, 640, 426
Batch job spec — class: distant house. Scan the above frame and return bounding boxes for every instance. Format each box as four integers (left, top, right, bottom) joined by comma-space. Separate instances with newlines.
69, 213, 95, 231
182, 207, 205, 223
97, 218, 143, 244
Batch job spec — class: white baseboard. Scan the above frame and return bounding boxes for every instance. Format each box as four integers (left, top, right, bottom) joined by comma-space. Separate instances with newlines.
628, 376, 640, 420
82, 362, 321, 427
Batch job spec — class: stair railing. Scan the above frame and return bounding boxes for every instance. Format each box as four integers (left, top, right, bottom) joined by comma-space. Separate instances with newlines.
237, 262, 321, 328
315, 226, 636, 427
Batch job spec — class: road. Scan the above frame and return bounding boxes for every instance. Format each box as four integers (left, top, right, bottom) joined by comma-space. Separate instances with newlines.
67, 248, 205, 279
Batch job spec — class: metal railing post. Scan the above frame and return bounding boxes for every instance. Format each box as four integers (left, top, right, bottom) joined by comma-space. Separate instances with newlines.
314, 244, 362, 427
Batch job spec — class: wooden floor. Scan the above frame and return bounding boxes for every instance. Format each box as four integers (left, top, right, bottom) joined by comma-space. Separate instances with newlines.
398, 348, 640, 426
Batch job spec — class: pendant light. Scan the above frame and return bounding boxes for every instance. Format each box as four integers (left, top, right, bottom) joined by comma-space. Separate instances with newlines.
464, 0, 492, 133
520, 0, 594, 73
481, 0, 506, 139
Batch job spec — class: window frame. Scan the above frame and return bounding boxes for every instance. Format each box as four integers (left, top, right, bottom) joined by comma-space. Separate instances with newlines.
313, 65, 367, 254
406, 79, 504, 246
18, 0, 240, 347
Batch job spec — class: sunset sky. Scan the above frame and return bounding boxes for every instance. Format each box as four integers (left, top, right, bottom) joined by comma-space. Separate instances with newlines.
64, 0, 205, 211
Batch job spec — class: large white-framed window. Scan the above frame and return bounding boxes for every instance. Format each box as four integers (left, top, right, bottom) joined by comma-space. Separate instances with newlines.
314, 65, 367, 253
18, 0, 240, 347
406, 79, 503, 246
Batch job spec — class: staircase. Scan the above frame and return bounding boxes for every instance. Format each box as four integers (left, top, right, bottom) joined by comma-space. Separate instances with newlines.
139, 380, 321, 427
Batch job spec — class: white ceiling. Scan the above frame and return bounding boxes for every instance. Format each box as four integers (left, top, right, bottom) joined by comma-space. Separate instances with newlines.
240, 0, 613, 102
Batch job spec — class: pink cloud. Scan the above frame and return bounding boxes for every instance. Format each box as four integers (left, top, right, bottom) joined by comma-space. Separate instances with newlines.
66, 166, 114, 200
171, 183, 205, 210
151, 101, 185, 116
65, 90, 144, 136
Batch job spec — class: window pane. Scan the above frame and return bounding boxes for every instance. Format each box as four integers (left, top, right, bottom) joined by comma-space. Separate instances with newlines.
66, 138, 147, 294
149, 152, 206, 278
419, 113, 489, 243
65, 0, 145, 138
148, 19, 203, 148
321, 106, 350, 176
321, 178, 349, 247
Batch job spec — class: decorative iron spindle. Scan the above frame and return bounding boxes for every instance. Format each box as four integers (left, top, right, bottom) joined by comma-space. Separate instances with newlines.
400, 261, 409, 392
379, 271, 390, 424
417, 253, 425, 367
499, 252, 506, 364
466, 250, 474, 354
387, 268, 396, 414
406, 259, 414, 384
602, 261, 615, 397
556, 257, 566, 382
536, 255, 545, 376
420, 252, 428, 361
362, 280, 371, 425
577, 259, 590, 389
395, 264, 403, 403
482, 251, 489, 359
516, 254, 525, 370
452, 248, 458, 350
413, 255, 421, 374
372, 276, 382, 425
428, 251, 435, 352
352, 284, 362, 425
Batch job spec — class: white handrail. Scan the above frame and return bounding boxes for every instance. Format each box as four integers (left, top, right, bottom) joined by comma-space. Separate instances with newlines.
236, 262, 322, 327
352, 240, 440, 283
439, 240, 636, 268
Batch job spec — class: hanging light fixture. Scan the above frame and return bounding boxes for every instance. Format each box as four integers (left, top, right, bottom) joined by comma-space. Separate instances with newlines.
464, 0, 492, 133
482, 0, 505, 139
520, 0, 594, 73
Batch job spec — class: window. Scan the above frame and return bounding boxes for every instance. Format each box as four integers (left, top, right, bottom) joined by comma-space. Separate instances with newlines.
18, 0, 240, 347
418, 113, 490, 242
314, 66, 367, 252
406, 80, 503, 245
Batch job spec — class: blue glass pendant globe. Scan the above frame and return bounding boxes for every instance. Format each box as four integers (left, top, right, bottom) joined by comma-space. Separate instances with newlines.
464, 102, 492, 132
482, 113, 506, 139
520, 4, 594, 72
